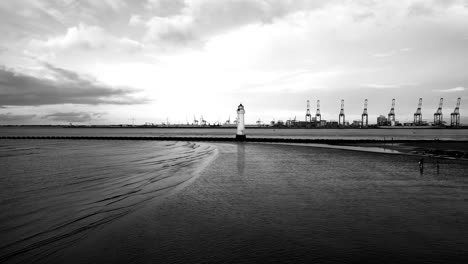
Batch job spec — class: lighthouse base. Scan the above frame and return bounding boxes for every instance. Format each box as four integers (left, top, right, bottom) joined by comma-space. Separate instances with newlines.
236, 134, 246, 141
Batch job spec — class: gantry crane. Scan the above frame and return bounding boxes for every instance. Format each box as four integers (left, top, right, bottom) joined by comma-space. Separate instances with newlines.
388, 99, 396, 125
414, 98, 422, 125
338, 99, 345, 126
451, 97, 461, 127
200, 116, 207, 126
305, 100, 312, 122
361, 99, 368, 127
256, 118, 262, 126
316, 100, 321, 127
433, 98, 443, 126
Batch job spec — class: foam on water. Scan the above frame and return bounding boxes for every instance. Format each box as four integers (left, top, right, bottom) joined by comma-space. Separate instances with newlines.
0, 140, 217, 263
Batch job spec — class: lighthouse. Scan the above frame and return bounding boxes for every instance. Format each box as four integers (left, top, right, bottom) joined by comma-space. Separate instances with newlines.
236, 103, 246, 140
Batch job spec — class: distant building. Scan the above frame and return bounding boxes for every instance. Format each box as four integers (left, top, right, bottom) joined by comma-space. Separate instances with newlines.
377, 115, 388, 126
352, 120, 362, 127
327, 121, 339, 128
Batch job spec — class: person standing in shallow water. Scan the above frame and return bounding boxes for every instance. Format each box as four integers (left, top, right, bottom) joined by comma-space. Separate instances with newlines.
419, 158, 424, 174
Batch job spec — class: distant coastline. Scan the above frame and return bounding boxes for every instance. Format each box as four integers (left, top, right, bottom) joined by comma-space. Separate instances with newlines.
1, 124, 467, 129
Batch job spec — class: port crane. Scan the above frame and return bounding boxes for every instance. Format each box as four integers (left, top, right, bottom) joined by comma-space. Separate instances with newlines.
338, 99, 345, 126
388, 99, 396, 125
316, 100, 321, 127
256, 118, 263, 126
433, 98, 443, 126
200, 116, 207, 126
414, 98, 422, 125
451, 97, 461, 127
361, 99, 368, 127
193, 116, 199, 126
305, 100, 312, 122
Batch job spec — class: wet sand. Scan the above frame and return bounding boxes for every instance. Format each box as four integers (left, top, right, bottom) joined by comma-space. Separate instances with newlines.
51, 142, 468, 264
342, 141, 468, 160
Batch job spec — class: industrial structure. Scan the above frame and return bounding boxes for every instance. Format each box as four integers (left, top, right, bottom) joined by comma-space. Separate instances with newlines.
377, 115, 388, 126
316, 100, 321, 127
388, 99, 396, 126
250, 96, 462, 128
361, 99, 368, 127
451, 97, 461, 126
149, 97, 462, 129
414, 98, 423, 125
338, 99, 345, 126
433, 98, 444, 126
305, 100, 312, 122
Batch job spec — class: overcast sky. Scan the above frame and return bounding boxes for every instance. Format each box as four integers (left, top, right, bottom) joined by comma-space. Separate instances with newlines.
0, 0, 467, 125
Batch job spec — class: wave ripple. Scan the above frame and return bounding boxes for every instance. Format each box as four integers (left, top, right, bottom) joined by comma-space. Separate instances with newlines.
0, 140, 217, 263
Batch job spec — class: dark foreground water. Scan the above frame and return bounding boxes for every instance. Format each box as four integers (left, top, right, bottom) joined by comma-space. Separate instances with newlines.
1, 138, 468, 263
0, 140, 216, 263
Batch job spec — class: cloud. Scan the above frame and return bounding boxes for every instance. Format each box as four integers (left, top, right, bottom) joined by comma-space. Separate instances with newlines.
129, 14, 144, 26
0, 113, 36, 122
0, 64, 148, 106
145, 15, 195, 44
372, 48, 412, 58
102, 0, 127, 11
145, 0, 186, 16
362, 83, 407, 89
143, 0, 334, 45
436, 86, 465, 93
43, 112, 103, 122
372, 51, 397, 58
28, 23, 143, 53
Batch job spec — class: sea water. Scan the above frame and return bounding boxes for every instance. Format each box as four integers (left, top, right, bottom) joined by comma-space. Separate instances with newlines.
0, 140, 216, 263
1, 128, 468, 263
1, 127, 468, 140
47, 142, 468, 264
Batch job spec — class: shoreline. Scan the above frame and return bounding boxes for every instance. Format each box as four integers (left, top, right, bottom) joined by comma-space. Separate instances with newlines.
1, 125, 467, 129
342, 141, 468, 160
50, 142, 468, 263
258, 141, 468, 161
2, 136, 468, 160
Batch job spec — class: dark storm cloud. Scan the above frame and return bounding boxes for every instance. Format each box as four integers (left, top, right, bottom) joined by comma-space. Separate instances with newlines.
43, 112, 102, 122
0, 64, 148, 106
0, 112, 36, 122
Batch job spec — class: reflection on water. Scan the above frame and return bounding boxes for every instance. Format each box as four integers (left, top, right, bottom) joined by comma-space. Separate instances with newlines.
237, 143, 245, 176
1, 140, 467, 263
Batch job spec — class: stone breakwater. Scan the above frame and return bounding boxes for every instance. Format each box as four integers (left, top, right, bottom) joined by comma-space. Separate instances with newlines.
0, 135, 465, 143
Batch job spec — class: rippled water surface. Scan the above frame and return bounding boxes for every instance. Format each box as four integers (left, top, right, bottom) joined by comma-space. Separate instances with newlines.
0, 140, 216, 263
1, 134, 468, 263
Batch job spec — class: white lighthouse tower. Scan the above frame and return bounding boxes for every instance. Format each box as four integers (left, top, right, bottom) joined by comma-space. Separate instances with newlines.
236, 103, 246, 140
